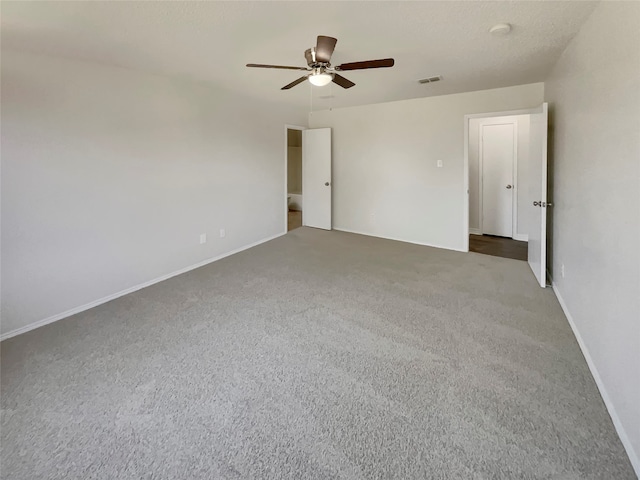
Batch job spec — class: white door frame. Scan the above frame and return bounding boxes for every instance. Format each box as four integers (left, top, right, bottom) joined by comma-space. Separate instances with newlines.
283, 124, 307, 234
477, 119, 519, 238
463, 107, 539, 252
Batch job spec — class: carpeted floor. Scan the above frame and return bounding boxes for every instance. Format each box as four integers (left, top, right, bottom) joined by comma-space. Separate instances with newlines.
1, 227, 635, 479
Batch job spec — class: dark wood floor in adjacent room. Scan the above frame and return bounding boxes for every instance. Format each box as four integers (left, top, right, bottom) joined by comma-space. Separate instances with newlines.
288, 210, 302, 231
469, 234, 528, 261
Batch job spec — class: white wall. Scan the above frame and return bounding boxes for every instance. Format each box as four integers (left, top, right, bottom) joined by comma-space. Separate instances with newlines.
288, 194, 303, 212
545, 2, 640, 473
0, 51, 306, 337
469, 115, 531, 240
309, 83, 544, 251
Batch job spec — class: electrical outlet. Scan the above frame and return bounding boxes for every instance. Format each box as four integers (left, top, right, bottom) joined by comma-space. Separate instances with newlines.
561, 263, 565, 278
220, 229, 226, 238
437, 159, 443, 168
199, 233, 207, 244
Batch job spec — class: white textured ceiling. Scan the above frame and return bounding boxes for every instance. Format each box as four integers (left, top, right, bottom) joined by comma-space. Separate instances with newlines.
1, 1, 597, 110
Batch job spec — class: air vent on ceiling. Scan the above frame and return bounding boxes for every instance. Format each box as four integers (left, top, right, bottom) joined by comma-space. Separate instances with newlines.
418, 75, 442, 84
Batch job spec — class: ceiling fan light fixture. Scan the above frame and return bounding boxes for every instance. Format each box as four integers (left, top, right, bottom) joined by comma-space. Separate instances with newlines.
309, 72, 334, 87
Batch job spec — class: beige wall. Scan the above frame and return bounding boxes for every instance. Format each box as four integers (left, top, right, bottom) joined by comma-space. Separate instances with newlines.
287, 129, 302, 194
0, 51, 306, 337
545, 2, 640, 473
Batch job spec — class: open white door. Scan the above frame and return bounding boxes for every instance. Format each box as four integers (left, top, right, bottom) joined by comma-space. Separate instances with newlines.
302, 128, 332, 230
528, 103, 549, 287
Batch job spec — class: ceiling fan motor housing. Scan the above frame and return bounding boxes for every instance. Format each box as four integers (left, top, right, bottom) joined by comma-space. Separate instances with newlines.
305, 48, 330, 69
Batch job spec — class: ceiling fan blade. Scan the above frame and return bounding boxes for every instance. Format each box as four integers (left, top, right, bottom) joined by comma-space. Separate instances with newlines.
281, 76, 308, 90
332, 74, 355, 89
336, 58, 395, 71
315, 36, 337, 63
247, 63, 309, 71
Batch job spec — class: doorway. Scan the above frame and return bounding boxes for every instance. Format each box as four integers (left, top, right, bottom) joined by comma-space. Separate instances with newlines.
469, 115, 528, 261
470, 118, 528, 261
464, 104, 549, 285
286, 126, 305, 232
284, 125, 333, 233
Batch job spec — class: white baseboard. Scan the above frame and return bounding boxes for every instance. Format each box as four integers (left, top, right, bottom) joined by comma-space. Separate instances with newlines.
552, 281, 639, 477
333, 227, 466, 253
469, 228, 482, 236
0, 232, 286, 342
513, 233, 529, 242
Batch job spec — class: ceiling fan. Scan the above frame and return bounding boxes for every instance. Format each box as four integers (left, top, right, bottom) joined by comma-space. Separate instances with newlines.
246, 35, 395, 90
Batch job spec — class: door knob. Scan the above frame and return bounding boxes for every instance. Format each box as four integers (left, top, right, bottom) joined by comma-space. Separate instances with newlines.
506, 185, 512, 189
325, 182, 330, 186
533, 201, 540, 206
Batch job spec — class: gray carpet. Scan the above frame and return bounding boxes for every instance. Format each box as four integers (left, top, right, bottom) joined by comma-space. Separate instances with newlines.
1, 227, 635, 479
